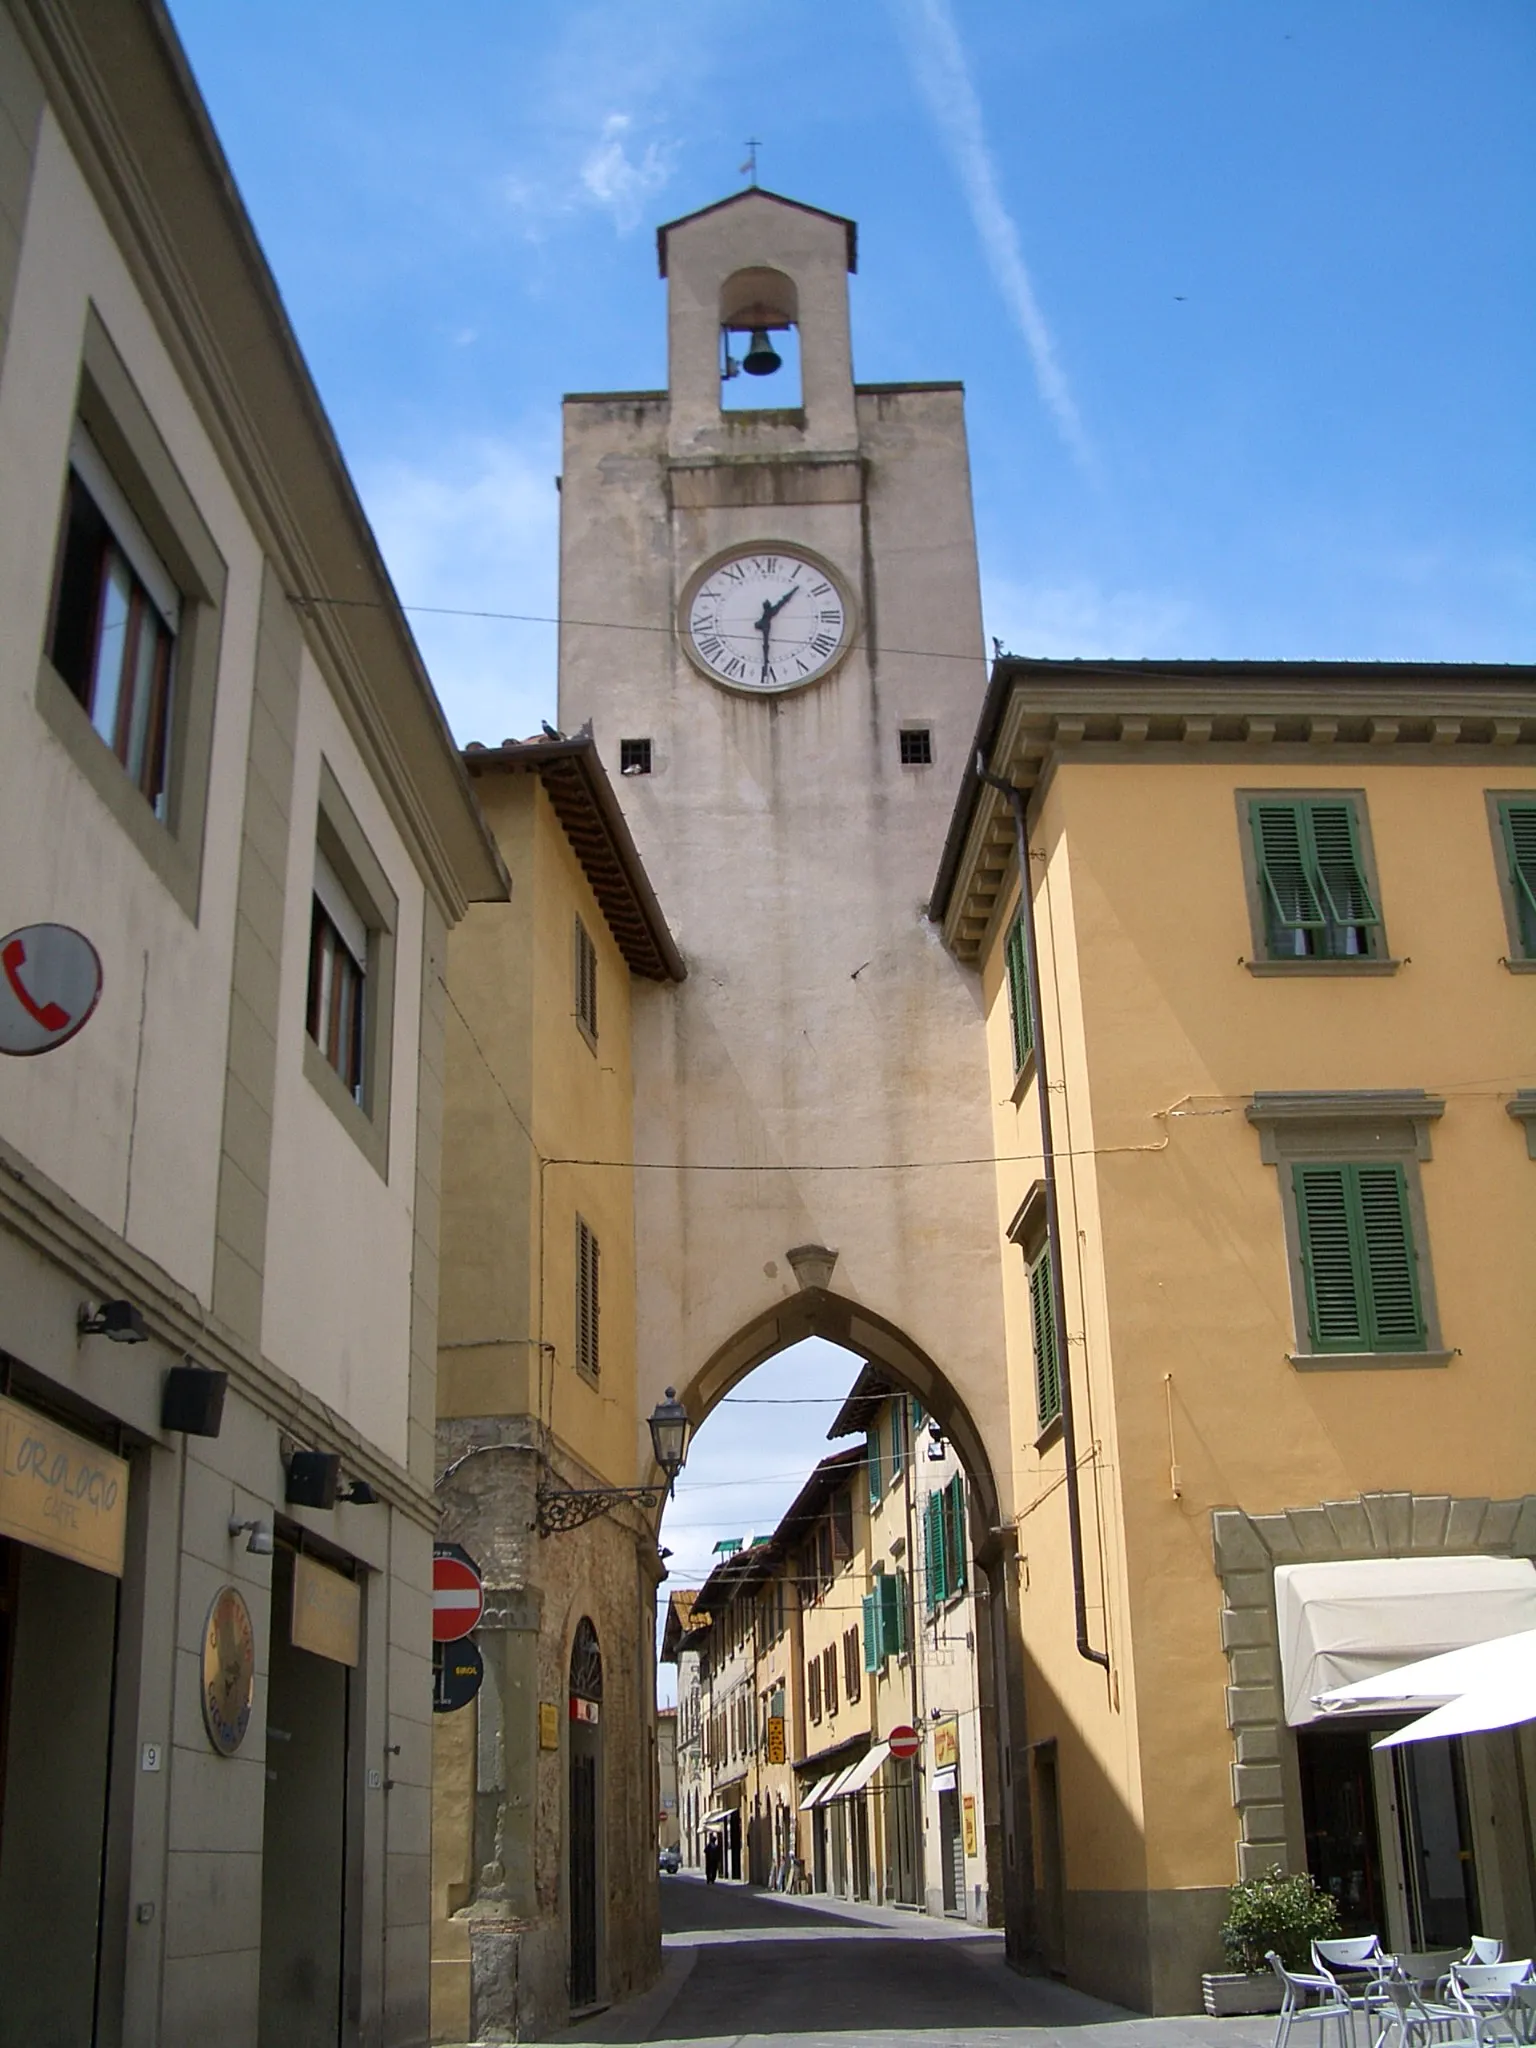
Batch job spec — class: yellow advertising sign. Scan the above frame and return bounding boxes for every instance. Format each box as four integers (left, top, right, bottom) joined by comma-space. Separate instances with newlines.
0, 1391, 127, 1576
291, 1551, 360, 1666
539, 1702, 560, 1750
962, 1794, 977, 1856
933, 1717, 960, 1770
766, 1714, 786, 1764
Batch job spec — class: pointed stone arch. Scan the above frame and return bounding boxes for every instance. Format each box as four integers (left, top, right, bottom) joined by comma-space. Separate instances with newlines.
674, 1276, 1003, 1572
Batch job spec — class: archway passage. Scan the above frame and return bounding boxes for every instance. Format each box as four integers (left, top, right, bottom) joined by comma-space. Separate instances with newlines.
568, 1619, 603, 2011
657, 1312, 1018, 1936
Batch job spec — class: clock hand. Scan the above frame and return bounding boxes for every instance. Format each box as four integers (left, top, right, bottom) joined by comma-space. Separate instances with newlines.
766, 586, 798, 620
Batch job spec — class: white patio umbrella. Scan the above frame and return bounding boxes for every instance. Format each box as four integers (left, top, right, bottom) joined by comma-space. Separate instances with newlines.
1313, 1626, 1536, 1749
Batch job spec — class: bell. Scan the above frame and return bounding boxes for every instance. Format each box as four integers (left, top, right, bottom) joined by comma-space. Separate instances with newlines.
741, 328, 783, 377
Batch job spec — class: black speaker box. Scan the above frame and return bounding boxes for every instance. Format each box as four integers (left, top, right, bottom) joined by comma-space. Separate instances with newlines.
160, 1366, 227, 1437
286, 1449, 340, 1509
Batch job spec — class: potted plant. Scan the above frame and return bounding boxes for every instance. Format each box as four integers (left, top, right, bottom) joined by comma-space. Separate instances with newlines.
1202, 1865, 1341, 2017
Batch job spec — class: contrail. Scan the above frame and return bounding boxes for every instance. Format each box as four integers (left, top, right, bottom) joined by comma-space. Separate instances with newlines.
894, 0, 1094, 472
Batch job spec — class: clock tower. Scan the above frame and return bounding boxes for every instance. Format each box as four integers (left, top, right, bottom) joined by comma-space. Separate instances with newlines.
557, 186, 1012, 1558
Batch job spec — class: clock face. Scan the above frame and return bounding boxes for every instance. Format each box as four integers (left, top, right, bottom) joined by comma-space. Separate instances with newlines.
681, 545, 853, 693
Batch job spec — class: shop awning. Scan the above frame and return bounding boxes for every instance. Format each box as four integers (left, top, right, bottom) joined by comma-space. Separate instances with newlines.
931, 1768, 957, 1795
833, 1742, 889, 1799
797, 1775, 836, 1811
1275, 1556, 1536, 1727
1314, 1628, 1536, 1751
812, 1759, 864, 1805
700, 1808, 737, 1827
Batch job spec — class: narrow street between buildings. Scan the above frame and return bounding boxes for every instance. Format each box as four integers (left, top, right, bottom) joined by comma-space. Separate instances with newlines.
546, 1877, 1282, 2048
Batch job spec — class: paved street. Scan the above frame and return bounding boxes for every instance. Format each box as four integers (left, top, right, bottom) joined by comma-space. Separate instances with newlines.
548, 1876, 1281, 2048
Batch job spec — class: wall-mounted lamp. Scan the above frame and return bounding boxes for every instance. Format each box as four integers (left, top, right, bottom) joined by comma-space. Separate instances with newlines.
926, 1418, 947, 1462
78, 1299, 148, 1344
537, 1388, 694, 1537
229, 1515, 274, 1555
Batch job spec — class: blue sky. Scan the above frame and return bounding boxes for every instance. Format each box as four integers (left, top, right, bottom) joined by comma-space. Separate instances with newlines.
168, 0, 1534, 758
163, 3, 1532, 1694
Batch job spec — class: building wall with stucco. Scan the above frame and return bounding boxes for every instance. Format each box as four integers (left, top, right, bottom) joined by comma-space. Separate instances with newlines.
0, 6, 502, 2043
942, 666, 1536, 2013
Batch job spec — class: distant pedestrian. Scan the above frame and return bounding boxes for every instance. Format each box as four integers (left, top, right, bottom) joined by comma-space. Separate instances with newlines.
705, 1833, 721, 1885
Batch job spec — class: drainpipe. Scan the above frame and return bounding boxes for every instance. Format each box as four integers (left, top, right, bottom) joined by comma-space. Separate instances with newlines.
976, 757, 1110, 1674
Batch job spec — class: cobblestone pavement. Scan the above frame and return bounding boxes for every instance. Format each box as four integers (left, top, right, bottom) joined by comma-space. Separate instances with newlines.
539, 1876, 1282, 2048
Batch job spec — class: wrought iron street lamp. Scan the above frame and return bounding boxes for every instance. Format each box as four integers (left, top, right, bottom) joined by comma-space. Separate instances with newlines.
535, 1388, 693, 1537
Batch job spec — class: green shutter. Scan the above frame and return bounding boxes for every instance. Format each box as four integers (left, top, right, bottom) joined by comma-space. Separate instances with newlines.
879, 1572, 903, 1659
1004, 914, 1033, 1073
862, 1591, 880, 1671
1252, 801, 1325, 936
1294, 1164, 1367, 1349
924, 1493, 943, 1611
1307, 802, 1380, 931
1030, 1249, 1062, 1428
1294, 1162, 1424, 1354
946, 1475, 967, 1594
1355, 1164, 1424, 1349
1500, 802, 1536, 957
866, 1423, 882, 1503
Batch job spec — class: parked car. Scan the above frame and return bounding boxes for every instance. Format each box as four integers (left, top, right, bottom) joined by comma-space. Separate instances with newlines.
659, 1845, 681, 1874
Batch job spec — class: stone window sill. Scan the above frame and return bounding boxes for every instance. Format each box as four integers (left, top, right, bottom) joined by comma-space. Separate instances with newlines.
1288, 1350, 1453, 1372
1033, 1413, 1064, 1453
1244, 958, 1402, 977
1010, 1049, 1037, 1105
1502, 958, 1536, 974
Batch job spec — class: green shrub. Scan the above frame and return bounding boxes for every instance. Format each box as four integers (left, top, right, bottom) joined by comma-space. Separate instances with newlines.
1220, 1865, 1340, 1975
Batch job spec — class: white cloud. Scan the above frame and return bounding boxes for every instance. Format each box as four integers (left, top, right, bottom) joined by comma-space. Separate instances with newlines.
580, 114, 675, 232
982, 572, 1203, 659
892, 0, 1093, 473
358, 430, 561, 743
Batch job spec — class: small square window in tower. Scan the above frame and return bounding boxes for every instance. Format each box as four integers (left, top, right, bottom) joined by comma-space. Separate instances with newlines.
620, 737, 652, 776
899, 728, 933, 767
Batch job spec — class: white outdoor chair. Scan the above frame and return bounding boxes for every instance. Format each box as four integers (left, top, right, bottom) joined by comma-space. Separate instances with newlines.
1464, 1943, 1508, 1968
1373, 1975, 1482, 2048
1505, 1983, 1536, 2046
1315, 1938, 1398, 2037
1270, 1951, 1357, 2048
1449, 1964, 1534, 2039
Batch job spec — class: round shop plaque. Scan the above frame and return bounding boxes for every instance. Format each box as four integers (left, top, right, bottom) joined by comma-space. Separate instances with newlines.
202, 1585, 256, 1756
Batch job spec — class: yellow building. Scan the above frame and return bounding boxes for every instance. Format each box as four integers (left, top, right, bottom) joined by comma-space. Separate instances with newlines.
933, 657, 1536, 2013
431, 734, 684, 2041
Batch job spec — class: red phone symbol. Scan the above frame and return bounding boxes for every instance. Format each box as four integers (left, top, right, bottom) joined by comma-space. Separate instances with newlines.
3, 938, 71, 1032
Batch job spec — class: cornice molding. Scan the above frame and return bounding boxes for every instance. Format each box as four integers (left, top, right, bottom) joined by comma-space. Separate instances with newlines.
0, 1132, 435, 1527
938, 673, 1536, 962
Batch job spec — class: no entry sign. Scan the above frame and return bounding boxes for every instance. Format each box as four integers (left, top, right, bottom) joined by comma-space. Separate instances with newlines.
432, 1543, 484, 1643
888, 1724, 920, 1761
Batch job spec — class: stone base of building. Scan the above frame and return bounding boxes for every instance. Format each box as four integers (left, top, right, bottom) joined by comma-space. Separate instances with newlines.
1060, 1886, 1228, 2015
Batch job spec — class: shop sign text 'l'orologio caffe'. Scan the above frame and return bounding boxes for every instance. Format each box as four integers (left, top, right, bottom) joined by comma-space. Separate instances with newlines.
0, 1392, 128, 1576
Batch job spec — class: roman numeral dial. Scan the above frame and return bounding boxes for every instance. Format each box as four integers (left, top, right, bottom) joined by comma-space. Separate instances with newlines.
680, 544, 854, 694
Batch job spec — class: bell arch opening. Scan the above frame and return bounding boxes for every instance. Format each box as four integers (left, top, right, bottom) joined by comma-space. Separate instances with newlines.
719, 264, 802, 411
